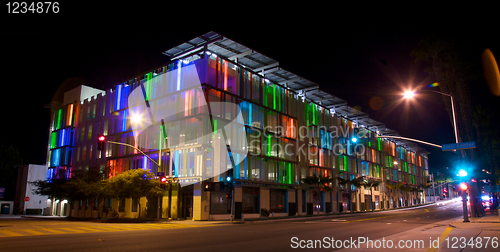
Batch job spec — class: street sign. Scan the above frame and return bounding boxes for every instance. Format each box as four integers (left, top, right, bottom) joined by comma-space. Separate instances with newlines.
0, 187, 5, 199
24, 196, 30, 202
442, 141, 476, 151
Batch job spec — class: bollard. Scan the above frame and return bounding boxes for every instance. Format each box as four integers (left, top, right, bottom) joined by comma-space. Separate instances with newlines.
498, 207, 500, 223
241, 213, 244, 221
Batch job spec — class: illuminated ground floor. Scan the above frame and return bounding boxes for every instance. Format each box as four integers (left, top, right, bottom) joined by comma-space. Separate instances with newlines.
47, 182, 425, 220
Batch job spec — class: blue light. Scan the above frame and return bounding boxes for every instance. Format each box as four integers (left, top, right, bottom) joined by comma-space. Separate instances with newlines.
458, 169, 468, 177
116, 84, 122, 111
226, 176, 231, 182
351, 137, 358, 143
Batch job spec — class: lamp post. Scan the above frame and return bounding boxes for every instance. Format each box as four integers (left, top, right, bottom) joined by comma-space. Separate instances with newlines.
458, 169, 470, 222
403, 86, 459, 144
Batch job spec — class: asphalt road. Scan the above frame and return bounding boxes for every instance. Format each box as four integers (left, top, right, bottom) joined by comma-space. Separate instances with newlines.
0, 200, 465, 252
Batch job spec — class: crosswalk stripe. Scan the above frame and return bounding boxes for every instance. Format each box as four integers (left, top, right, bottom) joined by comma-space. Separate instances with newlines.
133, 225, 164, 229
0, 230, 25, 237
58, 228, 87, 233
21, 229, 47, 235
39, 228, 67, 234
87, 226, 122, 231
102, 225, 138, 230
140, 224, 167, 228
0, 223, 215, 238
73, 227, 107, 232
119, 225, 150, 230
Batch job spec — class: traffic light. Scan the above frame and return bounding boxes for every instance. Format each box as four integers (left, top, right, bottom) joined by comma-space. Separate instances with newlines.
97, 135, 106, 150
203, 182, 214, 191
159, 176, 168, 189
352, 128, 359, 143
225, 193, 232, 199
459, 182, 468, 191
226, 169, 233, 184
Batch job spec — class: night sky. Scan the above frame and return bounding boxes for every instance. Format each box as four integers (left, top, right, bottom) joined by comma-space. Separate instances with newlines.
3, 7, 499, 177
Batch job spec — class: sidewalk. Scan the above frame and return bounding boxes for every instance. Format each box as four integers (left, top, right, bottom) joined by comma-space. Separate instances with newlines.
449, 208, 500, 231
5, 200, 451, 224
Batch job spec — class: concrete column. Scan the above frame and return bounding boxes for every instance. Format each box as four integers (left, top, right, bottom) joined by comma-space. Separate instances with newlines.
297, 189, 303, 215
193, 183, 210, 221
170, 184, 179, 219
260, 187, 270, 211
193, 183, 202, 220
161, 193, 169, 219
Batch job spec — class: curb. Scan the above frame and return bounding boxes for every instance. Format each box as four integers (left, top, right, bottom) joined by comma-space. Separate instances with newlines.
14, 202, 446, 224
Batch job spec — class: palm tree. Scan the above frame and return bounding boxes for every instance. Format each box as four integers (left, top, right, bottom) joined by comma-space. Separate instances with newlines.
362, 178, 382, 211
400, 183, 413, 207
385, 182, 397, 208
302, 173, 335, 191
336, 175, 364, 212
302, 173, 335, 214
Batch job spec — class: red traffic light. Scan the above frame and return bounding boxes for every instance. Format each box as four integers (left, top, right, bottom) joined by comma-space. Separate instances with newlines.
459, 183, 468, 191
160, 177, 167, 183
471, 178, 477, 183
97, 135, 106, 150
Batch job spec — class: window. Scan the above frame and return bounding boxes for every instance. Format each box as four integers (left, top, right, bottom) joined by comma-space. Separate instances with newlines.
210, 190, 231, 214
270, 188, 286, 213
242, 187, 259, 213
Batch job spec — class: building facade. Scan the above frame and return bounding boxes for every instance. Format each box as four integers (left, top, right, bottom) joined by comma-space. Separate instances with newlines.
46, 31, 429, 220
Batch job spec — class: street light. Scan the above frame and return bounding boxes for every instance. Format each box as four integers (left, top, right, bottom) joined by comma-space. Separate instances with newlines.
458, 169, 468, 177
459, 182, 470, 222
402, 85, 459, 144
403, 90, 416, 99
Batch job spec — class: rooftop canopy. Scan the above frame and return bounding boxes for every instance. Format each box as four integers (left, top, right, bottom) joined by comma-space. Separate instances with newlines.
162, 31, 427, 154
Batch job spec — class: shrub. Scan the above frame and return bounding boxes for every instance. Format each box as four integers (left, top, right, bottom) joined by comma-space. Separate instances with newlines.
260, 208, 270, 217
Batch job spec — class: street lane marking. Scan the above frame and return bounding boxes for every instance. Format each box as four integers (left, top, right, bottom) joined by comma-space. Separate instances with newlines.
344, 216, 392, 223
21, 229, 47, 235
426, 227, 452, 252
58, 228, 87, 233
40, 228, 67, 234
74, 227, 108, 232
0, 230, 25, 237
102, 225, 137, 230
0, 224, 217, 238
87, 226, 123, 231
425, 209, 430, 212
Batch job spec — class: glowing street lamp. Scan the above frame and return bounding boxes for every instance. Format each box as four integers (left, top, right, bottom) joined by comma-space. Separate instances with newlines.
402, 85, 459, 144
130, 112, 144, 125
403, 90, 415, 99
457, 169, 468, 177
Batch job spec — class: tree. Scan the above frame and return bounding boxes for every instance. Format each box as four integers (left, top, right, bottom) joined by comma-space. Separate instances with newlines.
412, 34, 490, 217
31, 178, 70, 202
385, 182, 397, 208
302, 173, 335, 191
411, 34, 478, 149
31, 168, 165, 219
302, 173, 335, 213
106, 169, 165, 218
361, 178, 382, 211
336, 175, 364, 212
0, 144, 23, 201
